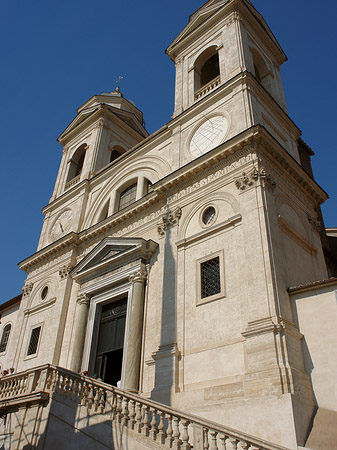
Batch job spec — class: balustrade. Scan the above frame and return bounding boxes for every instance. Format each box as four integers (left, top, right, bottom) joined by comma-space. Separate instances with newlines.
0, 364, 289, 450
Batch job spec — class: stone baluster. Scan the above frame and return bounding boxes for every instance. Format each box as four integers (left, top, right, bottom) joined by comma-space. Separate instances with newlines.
229, 437, 239, 450
181, 419, 191, 450
122, 397, 129, 427
88, 383, 95, 407
116, 394, 123, 423
81, 381, 89, 406
129, 400, 136, 429
210, 430, 218, 450
172, 416, 181, 450
142, 405, 150, 436
99, 388, 105, 412
203, 428, 210, 450
124, 269, 147, 392
219, 434, 228, 450
150, 408, 158, 440
167, 415, 174, 447
135, 402, 142, 433
158, 411, 166, 444
70, 293, 90, 373
94, 386, 100, 411
240, 440, 250, 450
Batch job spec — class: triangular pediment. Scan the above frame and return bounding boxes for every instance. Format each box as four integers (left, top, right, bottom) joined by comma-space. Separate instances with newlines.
71, 237, 158, 282
58, 103, 147, 144
166, 0, 230, 56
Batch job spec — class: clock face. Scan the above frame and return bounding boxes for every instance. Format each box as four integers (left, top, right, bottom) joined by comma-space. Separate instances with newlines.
50, 210, 73, 240
190, 115, 228, 157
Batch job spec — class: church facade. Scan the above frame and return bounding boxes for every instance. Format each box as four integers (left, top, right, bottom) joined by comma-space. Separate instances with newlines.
0, 1, 336, 449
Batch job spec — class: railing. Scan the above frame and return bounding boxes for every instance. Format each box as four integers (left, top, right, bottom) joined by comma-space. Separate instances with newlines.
65, 174, 81, 190
194, 75, 221, 101
0, 365, 289, 450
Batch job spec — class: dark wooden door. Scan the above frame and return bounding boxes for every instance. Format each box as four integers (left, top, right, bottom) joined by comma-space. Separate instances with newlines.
94, 298, 127, 385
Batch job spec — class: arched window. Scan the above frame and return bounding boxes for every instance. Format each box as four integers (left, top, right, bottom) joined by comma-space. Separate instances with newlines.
194, 46, 220, 97
251, 48, 269, 87
119, 183, 137, 210
66, 144, 87, 185
0, 324, 11, 353
110, 145, 125, 164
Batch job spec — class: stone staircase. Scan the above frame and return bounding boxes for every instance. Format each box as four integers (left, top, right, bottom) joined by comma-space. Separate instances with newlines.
0, 365, 290, 449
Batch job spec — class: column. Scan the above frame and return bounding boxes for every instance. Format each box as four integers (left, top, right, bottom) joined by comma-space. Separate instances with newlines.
123, 269, 147, 392
70, 293, 90, 373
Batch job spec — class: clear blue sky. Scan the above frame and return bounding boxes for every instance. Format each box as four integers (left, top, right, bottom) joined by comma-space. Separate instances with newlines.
1, 0, 336, 301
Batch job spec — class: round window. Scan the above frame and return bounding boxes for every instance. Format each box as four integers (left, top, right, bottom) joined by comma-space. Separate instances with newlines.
41, 286, 48, 300
202, 206, 216, 225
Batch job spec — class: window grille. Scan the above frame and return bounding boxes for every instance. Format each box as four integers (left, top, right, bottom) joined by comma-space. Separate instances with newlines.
200, 256, 221, 298
119, 183, 137, 210
0, 324, 11, 353
27, 326, 41, 356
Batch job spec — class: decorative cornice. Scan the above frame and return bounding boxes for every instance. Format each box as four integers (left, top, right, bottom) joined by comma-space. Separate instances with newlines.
157, 207, 182, 236
59, 264, 74, 280
129, 269, 148, 284
22, 283, 34, 297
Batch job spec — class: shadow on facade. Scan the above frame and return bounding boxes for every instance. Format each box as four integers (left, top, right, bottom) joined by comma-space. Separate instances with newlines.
151, 225, 177, 406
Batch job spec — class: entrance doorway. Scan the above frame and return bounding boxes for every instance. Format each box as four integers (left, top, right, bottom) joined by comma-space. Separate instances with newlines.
94, 298, 127, 386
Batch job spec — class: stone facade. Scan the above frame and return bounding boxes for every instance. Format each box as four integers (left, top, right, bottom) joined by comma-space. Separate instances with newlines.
0, 1, 336, 449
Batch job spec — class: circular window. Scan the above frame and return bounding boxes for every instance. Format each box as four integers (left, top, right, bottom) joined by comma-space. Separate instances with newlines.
41, 286, 48, 300
202, 206, 216, 225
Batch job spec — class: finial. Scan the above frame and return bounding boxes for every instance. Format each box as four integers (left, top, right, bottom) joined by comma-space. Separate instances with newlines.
115, 75, 123, 92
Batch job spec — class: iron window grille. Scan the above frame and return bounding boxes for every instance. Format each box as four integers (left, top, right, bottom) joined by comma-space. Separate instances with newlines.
200, 256, 221, 298
27, 326, 41, 356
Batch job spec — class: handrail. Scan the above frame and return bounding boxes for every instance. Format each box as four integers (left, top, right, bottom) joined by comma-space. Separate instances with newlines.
0, 365, 289, 450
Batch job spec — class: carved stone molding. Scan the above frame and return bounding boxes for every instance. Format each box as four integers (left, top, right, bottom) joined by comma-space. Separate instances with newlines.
129, 269, 148, 284
234, 167, 276, 192
307, 214, 321, 232
62, 146, 69, 154
59, 264, 74, 280
77, 293, 90, 306
157, 207, 182, 236
22, 282, 34, 297
224, 10, 242, 26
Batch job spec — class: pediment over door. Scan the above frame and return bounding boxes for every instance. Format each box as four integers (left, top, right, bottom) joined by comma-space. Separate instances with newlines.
71, 237, 158, 284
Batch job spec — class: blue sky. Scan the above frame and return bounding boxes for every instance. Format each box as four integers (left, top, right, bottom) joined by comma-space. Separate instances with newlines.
1, 0, 336, 301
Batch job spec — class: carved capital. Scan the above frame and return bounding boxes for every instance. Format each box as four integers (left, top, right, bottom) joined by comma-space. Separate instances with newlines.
224, 10, 242, 26
77, 293, 90, 306
157, 207, 182, 236
96, 118, 106, 130
22, 282, 34, 297
59, 264, 74, 280
307, 214, 321, 232
234, 167, 276, 192
129, 269, 147, 284
62, 146, 69, 154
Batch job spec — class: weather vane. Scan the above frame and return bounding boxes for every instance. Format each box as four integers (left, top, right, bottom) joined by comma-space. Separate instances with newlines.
115, 75, 124, 92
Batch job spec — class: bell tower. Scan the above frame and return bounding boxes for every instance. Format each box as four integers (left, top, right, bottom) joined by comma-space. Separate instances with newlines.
167, 0, 299, 160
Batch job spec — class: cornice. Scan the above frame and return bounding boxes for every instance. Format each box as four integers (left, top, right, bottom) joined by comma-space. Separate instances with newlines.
19, 233, 79, 271
20, 125, 327, 272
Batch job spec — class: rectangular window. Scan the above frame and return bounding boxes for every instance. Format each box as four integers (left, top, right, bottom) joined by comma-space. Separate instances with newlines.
200, 256, 221, 298
27, 326, 41, 356
196, 250, 225, 306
